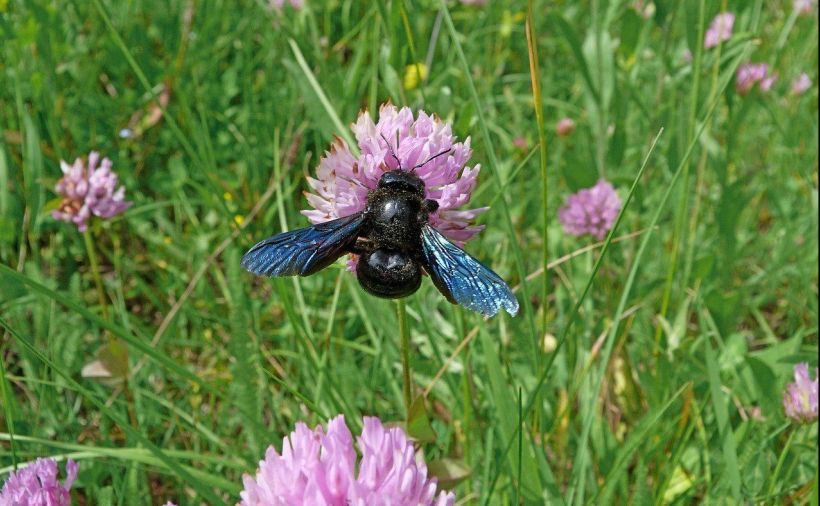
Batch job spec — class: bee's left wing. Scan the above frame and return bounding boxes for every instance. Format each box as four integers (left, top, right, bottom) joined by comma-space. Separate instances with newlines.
420, 225, 519, 317
242, 213, 364, 277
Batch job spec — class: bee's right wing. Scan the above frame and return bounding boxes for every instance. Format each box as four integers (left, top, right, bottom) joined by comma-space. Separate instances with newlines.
420, 225, 519, 317
241, 213, 364, 277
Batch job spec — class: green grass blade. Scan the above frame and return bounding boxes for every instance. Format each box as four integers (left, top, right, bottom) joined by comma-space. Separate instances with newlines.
0, 264, 269, 438
595, 385, 689, 503
702, 309, 743, 500
0, 317, 228, 504
288, 38, 357, 151
569, 43, 753, 503
437, 0, 538, 354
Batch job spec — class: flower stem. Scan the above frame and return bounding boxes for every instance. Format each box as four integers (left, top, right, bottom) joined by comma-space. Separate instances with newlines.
397, 299, 412, 418
526, 0, 549, 348
83, 229, 109, 320
767, 425, 797, 498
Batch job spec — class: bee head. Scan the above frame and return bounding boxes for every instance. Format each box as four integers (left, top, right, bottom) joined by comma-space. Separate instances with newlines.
377, 170, 426, 197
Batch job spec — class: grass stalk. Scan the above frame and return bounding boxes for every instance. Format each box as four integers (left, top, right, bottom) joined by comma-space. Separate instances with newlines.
767, 426, 798, 498
0, 342, 16, 469
525, 0, 549, 341
438, 0, 539, 360
83, 229, 109, 320
653, 0, 706, 354
397, 299, 412, 418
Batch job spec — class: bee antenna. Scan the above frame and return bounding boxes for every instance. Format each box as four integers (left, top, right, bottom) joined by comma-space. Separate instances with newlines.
411, 148, 453, 172
379, 132, 402, 169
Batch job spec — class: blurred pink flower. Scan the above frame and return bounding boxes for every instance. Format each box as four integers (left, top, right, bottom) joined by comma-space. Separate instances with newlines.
558, 179, 621, 240
303, 103, 486, 270
555, 117, 576, 138
682, 48, 693, 63
760, 72, 778, 92
704, 12, 735, 49
0, 458, 78, 506
794, 0, 816, 15
460, 0, 487, 5
269, 0, 303, 9
736, 63, 777, 96
630, 0, 655, 20
239, 415, 455, 506
783, 363, 818, 423
791, 72, 813, 95
52, 152, 131, 232
512, 137, 528, 151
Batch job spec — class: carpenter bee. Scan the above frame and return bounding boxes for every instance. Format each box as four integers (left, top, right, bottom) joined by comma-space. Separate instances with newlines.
241, 139, 518, 317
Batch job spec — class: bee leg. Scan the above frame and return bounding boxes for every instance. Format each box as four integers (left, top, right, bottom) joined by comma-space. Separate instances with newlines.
349, 237, 372, 255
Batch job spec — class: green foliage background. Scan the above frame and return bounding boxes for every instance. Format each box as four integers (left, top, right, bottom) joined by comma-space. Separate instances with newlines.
0, 0, 817, 504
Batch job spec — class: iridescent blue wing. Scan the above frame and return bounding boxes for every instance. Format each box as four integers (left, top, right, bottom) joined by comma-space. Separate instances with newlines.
241, 213, 364, 277
420, 225, 519, 317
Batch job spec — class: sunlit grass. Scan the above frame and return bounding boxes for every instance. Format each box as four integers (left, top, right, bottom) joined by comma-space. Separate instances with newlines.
0, 0, 817, 504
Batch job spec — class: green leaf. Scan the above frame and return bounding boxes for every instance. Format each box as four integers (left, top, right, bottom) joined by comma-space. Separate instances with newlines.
99, 339, 130, 379
406, 395, 436, 444
718, 333, 748, 372
427, 458, 471, 490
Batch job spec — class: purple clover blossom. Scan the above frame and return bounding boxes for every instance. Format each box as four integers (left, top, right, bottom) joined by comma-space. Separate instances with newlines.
555, 117, 576, 138
783, 363, 819, 424
794, 0, 816, 15
736, 63, 777, 96
704, 12, 735, 49
760, 72, 778, 92
558, 179, 621, 240
791, 72, 813, 95
0, 458, 78, 506
269, 0, 303, 10
303, 103, 486, 270
52, 152, 132, 232
239, 415, 455, 506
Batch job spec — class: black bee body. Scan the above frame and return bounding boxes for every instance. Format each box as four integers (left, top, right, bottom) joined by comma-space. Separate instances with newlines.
355, 170, 439, 299
242, 150, 519, 317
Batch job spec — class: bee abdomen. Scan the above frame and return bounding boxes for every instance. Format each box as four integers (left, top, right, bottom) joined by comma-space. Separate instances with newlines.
356, 249, 421, 299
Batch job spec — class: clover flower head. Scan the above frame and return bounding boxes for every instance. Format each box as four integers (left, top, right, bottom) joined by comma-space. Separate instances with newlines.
302, 103, 487, 270
783, 363, 819, 424
794, 0, 816, 15
239, 415, 455, 506
556, 117, 576, 138
0, 458, 78, 506
736, 63, 777, 96
791, 72, 813, 95
704, 12, 735, 48
52, 152, 131, 232
269, 0, 302, 10
558, 179, 621, 240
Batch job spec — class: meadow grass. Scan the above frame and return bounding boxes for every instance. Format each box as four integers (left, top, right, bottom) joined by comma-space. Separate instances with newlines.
1, 0, 818, 504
